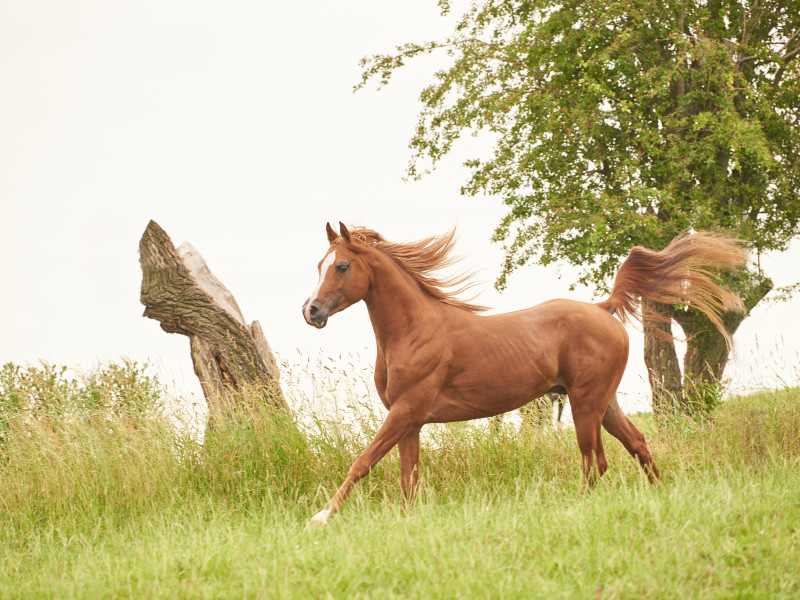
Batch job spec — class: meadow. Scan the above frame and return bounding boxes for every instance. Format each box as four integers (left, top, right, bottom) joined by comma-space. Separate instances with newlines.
1, 361, 798, 599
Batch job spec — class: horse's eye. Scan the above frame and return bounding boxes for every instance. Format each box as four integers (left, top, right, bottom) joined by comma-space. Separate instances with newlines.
336, 262, 349, 273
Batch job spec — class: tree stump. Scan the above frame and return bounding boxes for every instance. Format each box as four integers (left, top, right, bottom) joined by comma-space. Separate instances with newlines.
139, 220, 287, 422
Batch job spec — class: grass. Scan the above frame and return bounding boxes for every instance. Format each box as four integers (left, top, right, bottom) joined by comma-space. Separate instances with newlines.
1, 361, 799, 598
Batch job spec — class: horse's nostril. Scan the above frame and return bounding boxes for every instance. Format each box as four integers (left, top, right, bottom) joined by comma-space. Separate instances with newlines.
308, 305, 319, 318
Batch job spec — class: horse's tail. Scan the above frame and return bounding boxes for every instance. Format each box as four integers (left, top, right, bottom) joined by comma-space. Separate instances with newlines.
597, 231, 747, 348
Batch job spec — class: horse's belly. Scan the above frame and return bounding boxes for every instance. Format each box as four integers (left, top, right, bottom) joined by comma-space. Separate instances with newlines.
424, 375, 551, 423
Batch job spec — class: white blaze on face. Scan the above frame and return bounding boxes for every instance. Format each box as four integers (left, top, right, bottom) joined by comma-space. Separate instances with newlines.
310, 249, 337, 302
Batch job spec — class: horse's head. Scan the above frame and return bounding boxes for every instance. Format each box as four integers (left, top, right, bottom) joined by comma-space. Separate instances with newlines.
302, 222, 370, 329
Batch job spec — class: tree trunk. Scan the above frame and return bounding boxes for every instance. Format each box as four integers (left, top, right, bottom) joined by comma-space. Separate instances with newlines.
672, 307, 741, 410
139, 220, 287, 424
643, 277, 773, 414
642, 299, 683, 414
673, 276, 773, 410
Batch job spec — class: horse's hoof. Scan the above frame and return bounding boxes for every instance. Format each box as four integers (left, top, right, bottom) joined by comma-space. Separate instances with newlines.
306, 508, 331, 529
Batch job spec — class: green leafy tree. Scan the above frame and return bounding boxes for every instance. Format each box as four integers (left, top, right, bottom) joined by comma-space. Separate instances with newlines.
358, 0, 800, 412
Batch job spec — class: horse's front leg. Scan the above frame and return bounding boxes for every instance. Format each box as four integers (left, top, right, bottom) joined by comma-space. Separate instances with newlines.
398, 427, 421, 511
308, 405, 420, 527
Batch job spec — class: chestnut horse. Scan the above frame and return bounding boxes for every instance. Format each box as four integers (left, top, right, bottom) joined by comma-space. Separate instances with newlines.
302, 223, 746, 526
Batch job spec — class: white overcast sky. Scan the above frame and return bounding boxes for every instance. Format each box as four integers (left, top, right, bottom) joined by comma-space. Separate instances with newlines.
2, 0, 799, 412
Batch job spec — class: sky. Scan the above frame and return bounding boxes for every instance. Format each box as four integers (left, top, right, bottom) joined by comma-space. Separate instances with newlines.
2, 0, 799, 415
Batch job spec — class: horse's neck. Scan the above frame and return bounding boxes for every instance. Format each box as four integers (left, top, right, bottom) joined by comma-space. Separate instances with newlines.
363, 251, 439, 350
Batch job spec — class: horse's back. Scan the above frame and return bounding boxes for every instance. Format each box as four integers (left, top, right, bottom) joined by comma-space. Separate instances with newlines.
483, 298, 627, 345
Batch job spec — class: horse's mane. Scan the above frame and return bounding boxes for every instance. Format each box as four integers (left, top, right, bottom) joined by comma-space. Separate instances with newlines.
345, 226, 489, 313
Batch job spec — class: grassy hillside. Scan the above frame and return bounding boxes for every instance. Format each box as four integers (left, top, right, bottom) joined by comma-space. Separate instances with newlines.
1, 362, 798, 598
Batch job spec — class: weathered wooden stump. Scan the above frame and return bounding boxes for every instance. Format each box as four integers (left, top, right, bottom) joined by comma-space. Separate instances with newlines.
139, 220, 287, 422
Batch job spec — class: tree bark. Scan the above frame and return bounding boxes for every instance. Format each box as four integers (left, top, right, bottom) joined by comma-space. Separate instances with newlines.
643, 276, 773, 414
672, 308, 742, 409
139, 220, 287, 423
673, 276, 773, 409
642, 299, 684, 415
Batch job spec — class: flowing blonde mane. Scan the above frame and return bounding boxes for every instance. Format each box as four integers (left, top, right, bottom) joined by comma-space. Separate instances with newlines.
345, 226, 489, 313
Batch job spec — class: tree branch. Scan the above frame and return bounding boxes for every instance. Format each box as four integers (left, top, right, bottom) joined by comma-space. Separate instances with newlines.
773, 40, 800, 90
779, 27, 800, 55
782, 44, 800, 63
461, 37, 526, 70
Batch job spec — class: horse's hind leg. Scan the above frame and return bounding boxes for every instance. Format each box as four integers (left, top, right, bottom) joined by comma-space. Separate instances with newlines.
570, 405, 608, 490
602, 393, 662, 483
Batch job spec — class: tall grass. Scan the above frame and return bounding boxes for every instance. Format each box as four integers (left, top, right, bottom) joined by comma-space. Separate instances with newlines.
1, 360, 799, 598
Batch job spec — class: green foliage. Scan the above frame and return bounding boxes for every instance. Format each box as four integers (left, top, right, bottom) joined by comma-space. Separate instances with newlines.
0, 360, 162, 417
687, 378, 725, 413
359, 0, 800, 292
0, 361, 163, 443
0, 362, 176, 527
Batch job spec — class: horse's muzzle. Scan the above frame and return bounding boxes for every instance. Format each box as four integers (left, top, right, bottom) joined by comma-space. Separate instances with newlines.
303, 301, 328, 329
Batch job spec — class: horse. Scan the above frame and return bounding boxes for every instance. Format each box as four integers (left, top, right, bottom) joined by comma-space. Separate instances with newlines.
302, 222, 746, 526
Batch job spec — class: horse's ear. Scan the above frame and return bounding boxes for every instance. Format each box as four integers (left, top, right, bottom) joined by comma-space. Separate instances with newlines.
326, 222, 337, 244
339, 222, 351, 244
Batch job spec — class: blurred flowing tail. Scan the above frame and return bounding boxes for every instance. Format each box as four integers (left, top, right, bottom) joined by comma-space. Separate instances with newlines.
597, 232, 748, 348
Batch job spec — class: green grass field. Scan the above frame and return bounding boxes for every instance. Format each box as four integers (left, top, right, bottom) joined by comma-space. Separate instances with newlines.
1, 362, 799, 599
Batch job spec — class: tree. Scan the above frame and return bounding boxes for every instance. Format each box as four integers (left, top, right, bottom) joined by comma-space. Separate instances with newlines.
358, 0, 800, 412
139, 220, 287, 427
